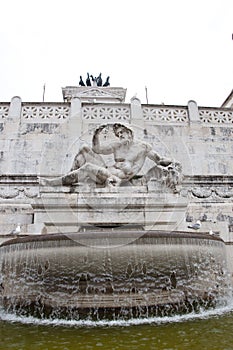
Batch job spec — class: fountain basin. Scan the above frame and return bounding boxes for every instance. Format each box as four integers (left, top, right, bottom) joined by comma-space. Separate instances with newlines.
0, 231, 229, 320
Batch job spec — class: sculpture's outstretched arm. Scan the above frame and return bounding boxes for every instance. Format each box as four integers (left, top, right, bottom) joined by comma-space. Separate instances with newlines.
147, 148, 173, 166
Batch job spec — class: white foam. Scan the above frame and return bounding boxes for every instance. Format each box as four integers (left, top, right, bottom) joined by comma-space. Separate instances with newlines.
1, 302, 233, 328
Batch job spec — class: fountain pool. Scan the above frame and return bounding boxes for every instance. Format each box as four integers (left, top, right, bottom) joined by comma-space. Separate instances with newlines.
0, 230, 230, 321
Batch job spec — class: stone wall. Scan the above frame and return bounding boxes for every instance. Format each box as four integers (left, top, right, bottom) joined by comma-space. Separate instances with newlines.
1, 97, 233, 176
0, 93, 233, 243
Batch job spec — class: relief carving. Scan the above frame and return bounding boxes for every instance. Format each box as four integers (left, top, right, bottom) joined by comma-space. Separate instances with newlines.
181, 185, 233, 199
191, 187, 213, 198
0, 187, 38, 199
0, 187, 19, 199
214, 187, 233, 198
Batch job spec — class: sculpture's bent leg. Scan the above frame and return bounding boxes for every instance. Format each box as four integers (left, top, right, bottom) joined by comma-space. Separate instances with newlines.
71, 145, 106, 171
39, 176, 63, 186
39, 162, 122, 187
39, 169, 86, 186
82, 163, 121, 187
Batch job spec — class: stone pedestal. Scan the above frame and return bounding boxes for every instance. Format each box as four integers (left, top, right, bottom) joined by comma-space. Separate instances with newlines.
31, 185, 188, 234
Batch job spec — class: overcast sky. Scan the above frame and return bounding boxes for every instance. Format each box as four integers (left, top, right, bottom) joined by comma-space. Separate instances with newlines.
0, 0, 232, 107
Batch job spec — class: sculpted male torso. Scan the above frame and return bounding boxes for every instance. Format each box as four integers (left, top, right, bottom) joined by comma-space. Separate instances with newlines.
112, 142, 149, 180
92, 124, 154, 181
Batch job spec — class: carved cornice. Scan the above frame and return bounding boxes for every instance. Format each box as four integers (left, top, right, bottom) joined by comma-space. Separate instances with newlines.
0, 175, 232, 201
0, 175, 38, 184
180, 175, 233, 200
0, 175, 39, 199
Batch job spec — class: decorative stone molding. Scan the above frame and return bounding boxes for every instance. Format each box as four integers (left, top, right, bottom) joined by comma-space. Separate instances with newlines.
2, 98, 233, 127
0, 176, 229, 201
82, 105, 130, 122
199, 108, 233, 124
0, 187, 39, 199
180, 176, 233, 200
0, 176, 39, 200
189, 187, 233, 199
3, 100, 233, 127
62, 86, 127, 103
21, 104, 70, 121
142, 106, 188, 123
0, 104, 10, 119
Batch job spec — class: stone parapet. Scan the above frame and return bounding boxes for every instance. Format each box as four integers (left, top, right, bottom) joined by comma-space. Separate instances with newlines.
1, 94, 233, 126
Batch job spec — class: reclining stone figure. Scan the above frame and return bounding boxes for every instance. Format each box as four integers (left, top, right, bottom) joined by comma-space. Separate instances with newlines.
39, 123, 182, 191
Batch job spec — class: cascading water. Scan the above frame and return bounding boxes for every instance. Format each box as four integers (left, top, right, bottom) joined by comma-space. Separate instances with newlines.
0, 231, 231, 321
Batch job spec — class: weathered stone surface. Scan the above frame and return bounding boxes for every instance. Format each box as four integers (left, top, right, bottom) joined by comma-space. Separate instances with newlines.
32, 186, 187, 234
1, 87, 233, 280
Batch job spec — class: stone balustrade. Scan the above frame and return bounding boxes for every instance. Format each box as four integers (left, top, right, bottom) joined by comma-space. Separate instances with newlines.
0, 98, 233, 125
21, 103, 70, 121
0, 103, 10, 119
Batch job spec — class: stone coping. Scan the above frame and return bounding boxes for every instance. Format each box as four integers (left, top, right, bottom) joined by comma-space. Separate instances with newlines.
0, 230, 223, 248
